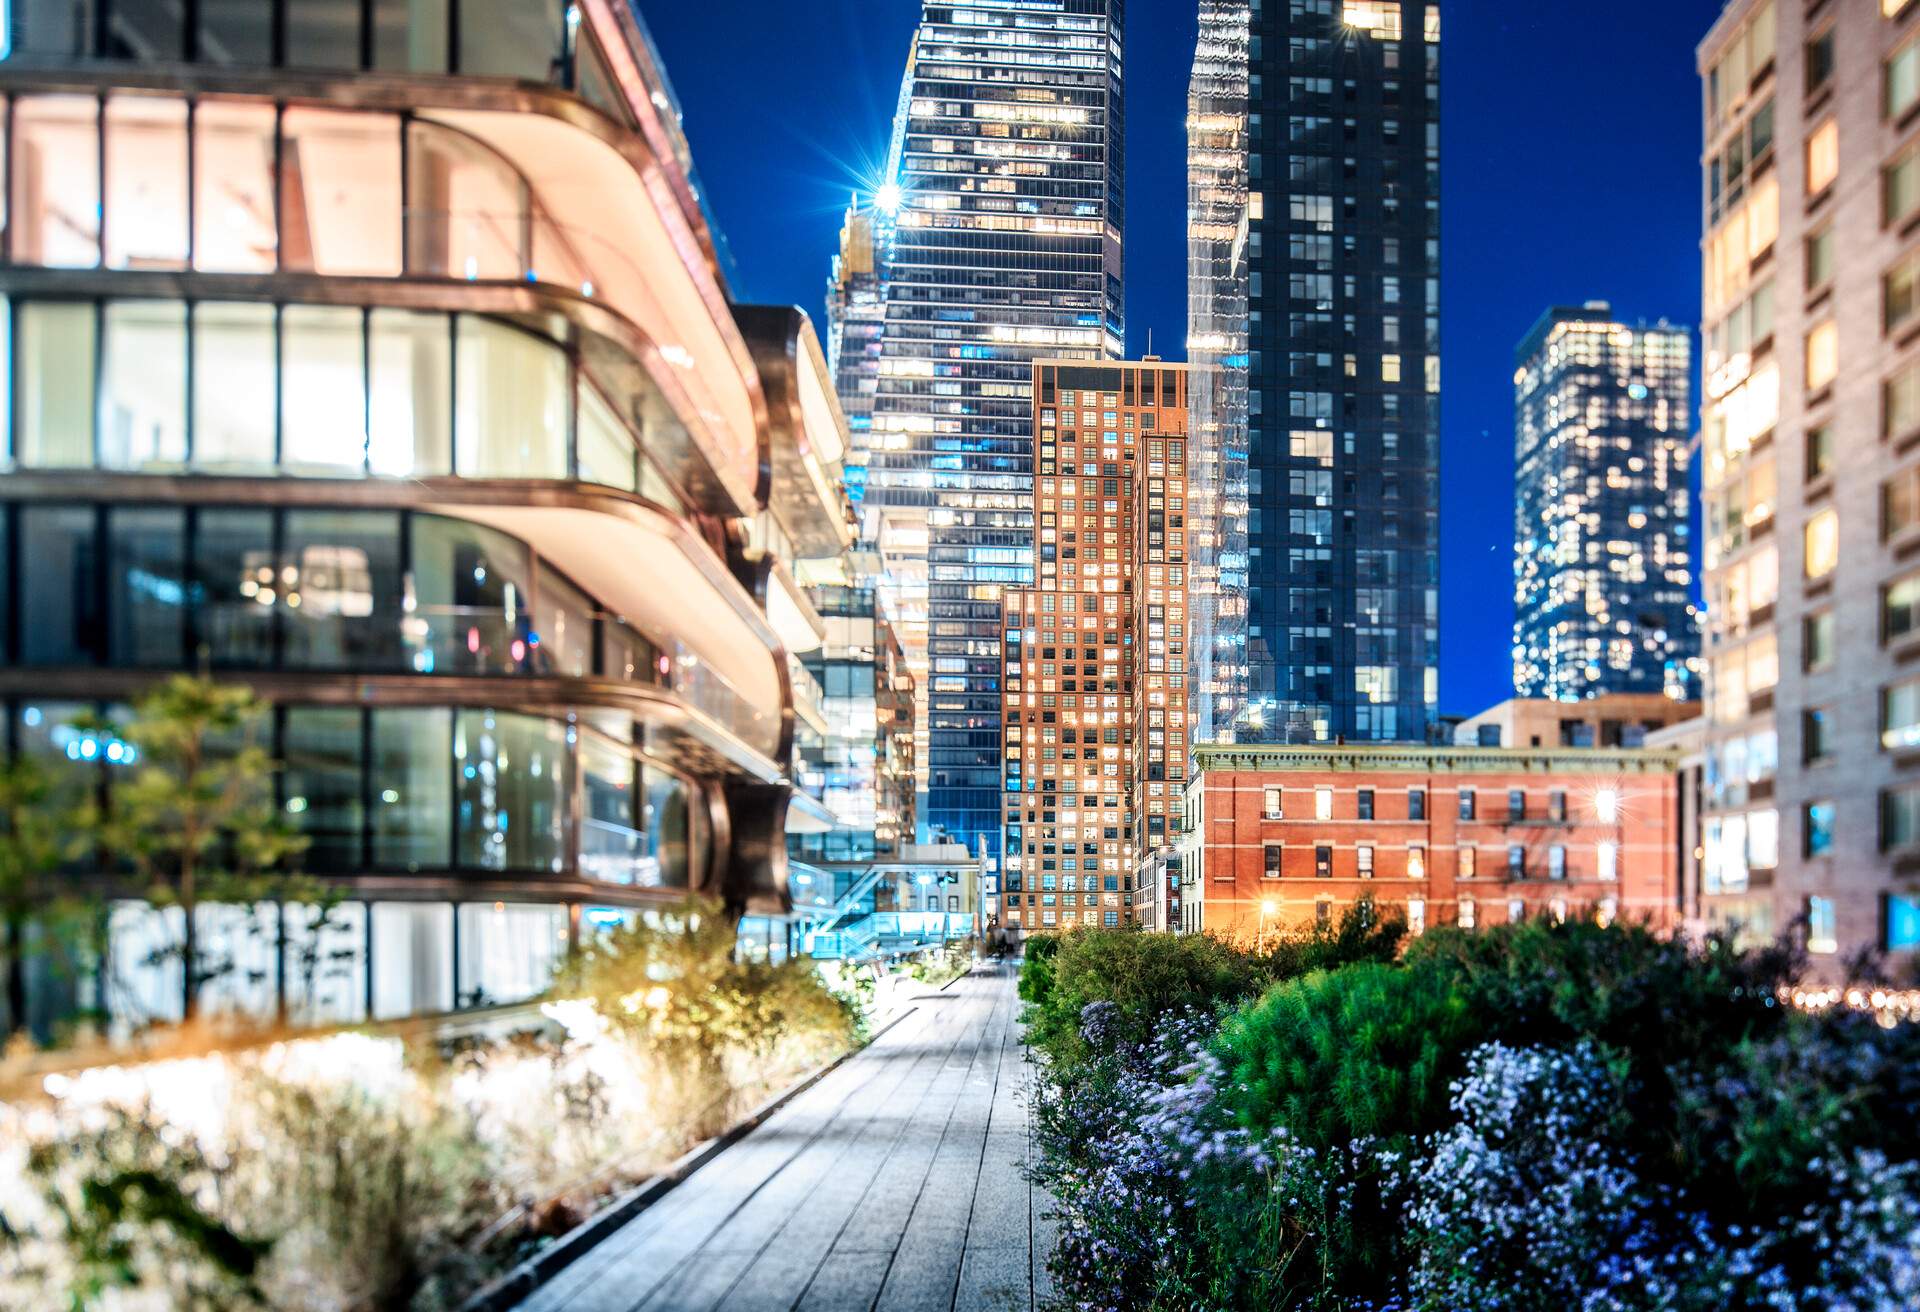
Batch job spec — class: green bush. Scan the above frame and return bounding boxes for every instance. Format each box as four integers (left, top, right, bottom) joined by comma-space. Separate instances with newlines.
1021, 928, 1272, 1068
1216, 959, 1482, 1149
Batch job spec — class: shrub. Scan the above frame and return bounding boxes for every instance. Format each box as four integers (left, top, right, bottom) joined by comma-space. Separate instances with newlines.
1216, 958, 1482, 1149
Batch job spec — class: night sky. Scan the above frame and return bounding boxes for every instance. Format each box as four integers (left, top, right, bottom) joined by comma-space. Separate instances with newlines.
642, 0, 1725, 721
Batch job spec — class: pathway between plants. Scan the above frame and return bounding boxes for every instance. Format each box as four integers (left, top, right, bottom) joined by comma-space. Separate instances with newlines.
513, 959, 1054, 1312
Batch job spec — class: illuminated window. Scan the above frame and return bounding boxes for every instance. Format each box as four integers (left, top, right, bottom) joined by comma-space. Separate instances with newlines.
1357, 844, 1374, 877
1888, 142, 1920, 226
1458, 846, 1476, 878
1263, 786, 1283, 819
1407, 897, 1425, 935
1807, 896, 1838, 954
1803, 507, 1839, 579
1805, 320, 1838, 391
1314, 786, 1333, 820
1343, 1, 1403, 40
1893, 35, 1920, 119
1380, 354, 1402, 383
1888, 0, 1917, 18
1598, 842, 1618, 882
1458, 897, 1475, 929
1885, 677, 1920, 750
1596, 789, 1619, 823
1805, 120, 1838, 196
1407, 844, 1425, 878
1806, 801, 1836, 857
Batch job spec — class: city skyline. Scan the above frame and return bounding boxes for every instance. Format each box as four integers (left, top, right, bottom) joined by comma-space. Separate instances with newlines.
643, 0, 1725, 722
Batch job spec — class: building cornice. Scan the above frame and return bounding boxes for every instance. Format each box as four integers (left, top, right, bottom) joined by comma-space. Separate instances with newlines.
1190, 743, 1683, 777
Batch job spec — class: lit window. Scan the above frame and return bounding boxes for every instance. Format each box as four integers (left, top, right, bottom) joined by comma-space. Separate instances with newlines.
1343, 1, 1403, 40
1890, 35, 1920, 120
1596, 788, 1620, 822
1458, 898, 1475, 929
1805, 320, 1838, 391
1598, 842, 1618, 882
1807, 895, 1838, 954
1357, 844, 1374, 877
1263, 786, 1283, 819
1507, 898, 1526, 924
1886, 893, 1920, 951
1806, 801, 1836, 857
1886, 677, 1920, 750
1314, 786, 1333, 820
1548, 845, 1566, 880
1407, 844, 1426, 879
1748, 808, 1780, 870
1458, 846, 1476, 879
1597, 898, 1618, 928
1805, 120, 1838, 197
1381, 354, 1402, 383
1407, 897, 1426, 935
1804, 507, 1839, 579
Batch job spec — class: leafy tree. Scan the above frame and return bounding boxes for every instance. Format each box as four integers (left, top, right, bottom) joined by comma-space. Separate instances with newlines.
0, 756, 94, 1043
81, 677, 307, 1024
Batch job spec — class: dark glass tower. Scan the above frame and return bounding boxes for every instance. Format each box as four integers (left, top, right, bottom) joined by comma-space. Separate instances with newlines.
1193, 0, 1440, 745
1512, 303, 1695, 702
867, 0, 1125, 853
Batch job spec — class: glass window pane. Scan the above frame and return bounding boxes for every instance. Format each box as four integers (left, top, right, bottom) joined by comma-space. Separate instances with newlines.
406, 122, 526, 280
283, 509, 403, 669
192, 507, 276, 667
286, 0, 363, 70
579, 735, 640, 885
457, 0, 563, 80
17, 300, 96, 467
455, 710, 572, 873
283, 900, 367, 1025
454, 317, 567, 478
642, 763, 692, 889
101, 299, 187, 468
107, 506, 186, 666
280, 109, 401, 276
192, 301, 276, 469
282, 304, 367, 472
192, 100, 276, 272
198, 1, 272, 64
577, 379, 635, 491
534, 563, 594, 677
283, 707, 365, 872
456, 902, 565, 1007
370, 901, 452, 1019
368, 308, 452, 476
104, 96, 187, 270
14, 2, 92, 57
407, 514, 532, 674
20, 505, 99, 665
12, 96, 100, 267
372, 0, 450, 73
371, 707, 451, 869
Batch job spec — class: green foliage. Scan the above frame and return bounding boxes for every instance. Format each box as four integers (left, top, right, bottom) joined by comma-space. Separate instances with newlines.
1021, 926, 1272, 1069
1217, 959, 1482, 1149
80, 677, 310, 1022
554, 897, 860, 1137
1021, 899, 1407, 1072
0, 755, 97, 1041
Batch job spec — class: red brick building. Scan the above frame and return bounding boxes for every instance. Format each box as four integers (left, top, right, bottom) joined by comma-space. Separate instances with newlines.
1176, 742, 1682, 940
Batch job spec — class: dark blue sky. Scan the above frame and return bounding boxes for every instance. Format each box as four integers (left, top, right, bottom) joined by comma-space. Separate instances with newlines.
643, 0, 1724, 719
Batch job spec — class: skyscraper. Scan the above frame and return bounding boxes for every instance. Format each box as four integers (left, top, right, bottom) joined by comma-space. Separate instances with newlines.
999, 359, 1189, 936
1511, 303, 1696, 702
824, 199, 889, 511
1696, 0, 1920, 968
1189, 0, 1441, 747
866, 0, 1126, 855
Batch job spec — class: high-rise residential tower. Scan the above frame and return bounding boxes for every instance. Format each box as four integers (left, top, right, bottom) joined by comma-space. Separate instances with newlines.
999, 359, 1189, 935
1696, 0, 1920, 968
824, 199, 888, 510
1512, 303, 1696, 703
867, 0, 1126, 855
1188, 0, 1441, 747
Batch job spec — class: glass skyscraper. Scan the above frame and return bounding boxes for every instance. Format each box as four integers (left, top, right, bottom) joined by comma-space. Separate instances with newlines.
1512, 303, 1696, 702
864, 0, 1126, 853
1189, 0, 1441, 746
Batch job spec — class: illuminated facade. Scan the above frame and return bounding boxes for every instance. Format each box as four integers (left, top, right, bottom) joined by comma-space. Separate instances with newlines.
0, 1, 848, 1029
1186, 0, 1252, 746
824, 199, 888, 509
1511, 303, 1695, 702
1190, 0, 1441, 746
999, 360, 1188, 934
1177, 742, 1681, 940
1697, 0, 1920, 967
868, 0, 1126, 857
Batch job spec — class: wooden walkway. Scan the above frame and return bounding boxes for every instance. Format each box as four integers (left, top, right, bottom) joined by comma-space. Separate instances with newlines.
514, 959, 1055, 1312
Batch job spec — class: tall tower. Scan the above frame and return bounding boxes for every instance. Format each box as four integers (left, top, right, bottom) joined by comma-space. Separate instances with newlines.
1511, 303, 1695, 703
1194, 0, 1441, 746
867, 0, 1126, 855
824, 199, 888, 511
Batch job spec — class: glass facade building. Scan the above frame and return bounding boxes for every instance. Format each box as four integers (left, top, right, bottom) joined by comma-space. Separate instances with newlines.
1188, 0, 1441, 746
0, 0, 850, 1031
865, 0, 1126, 856
1511, 303, 1696, 702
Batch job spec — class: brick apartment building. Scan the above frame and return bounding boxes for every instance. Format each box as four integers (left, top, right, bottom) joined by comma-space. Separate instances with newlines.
1174, 742, 1683, 940
1000, 360, 1190, 934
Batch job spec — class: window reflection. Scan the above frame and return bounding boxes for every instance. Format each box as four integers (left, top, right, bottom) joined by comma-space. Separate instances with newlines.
456, 902, 565, 1006
284, 510, 404, 669
280, 109, 401, 276
20, 506, 99, 666
369, 308, 453, 475
371, 901, 453, 1019
407, 123, 526, 281
455, 316, 568, 479
373, 707, 453, 869
284, 706, 365, 871
107, 506, 186, 667
192, 301, 276, 469
282, 305, 369, 472
193, 507, 277, 666
102, 300, 187, 468
455, 710, 571, 872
